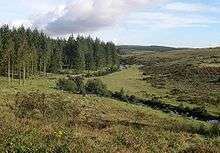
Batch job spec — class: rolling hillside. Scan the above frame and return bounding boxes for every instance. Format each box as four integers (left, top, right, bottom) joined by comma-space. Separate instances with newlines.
117, 45, 188, 54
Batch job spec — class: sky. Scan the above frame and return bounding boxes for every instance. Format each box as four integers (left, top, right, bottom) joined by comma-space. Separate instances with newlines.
0, 0, 220, 47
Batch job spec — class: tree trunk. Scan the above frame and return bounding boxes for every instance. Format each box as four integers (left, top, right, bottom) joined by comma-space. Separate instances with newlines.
43, 62, 47, 76
39, 59, 42, 75
11, 64, 14, 80
23, 64, 26, 85
8, 59, 11, 84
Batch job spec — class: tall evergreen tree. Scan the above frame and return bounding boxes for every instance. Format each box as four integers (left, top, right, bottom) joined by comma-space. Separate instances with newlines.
76, 36, 86, 71
0, 25, 119, 82
85, 37, 95, 70
1, 25, 14, 83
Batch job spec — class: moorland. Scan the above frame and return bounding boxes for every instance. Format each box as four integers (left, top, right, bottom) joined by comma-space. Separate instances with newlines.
0, 25, 219, 152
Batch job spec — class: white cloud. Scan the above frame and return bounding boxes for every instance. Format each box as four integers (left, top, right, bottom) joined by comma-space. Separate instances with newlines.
9, 19, 33, 28
32, 0, 162, 35
2, 0, 219, 37
0, 19, 32, 28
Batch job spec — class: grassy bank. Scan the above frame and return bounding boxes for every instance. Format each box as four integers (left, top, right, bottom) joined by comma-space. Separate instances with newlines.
0, 63, 219, 152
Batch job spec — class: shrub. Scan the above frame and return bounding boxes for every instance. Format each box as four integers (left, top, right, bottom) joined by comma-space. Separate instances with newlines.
110, 65, 119, 72
119, 88, 129, 102
58, 69, 81, 75
15, 92, 47, 118
70, 76, 85, 93
14, 92, 80, 120
57, 78, 78, 92
209, 123, 220, 137
85, 79, 110, 96
209, 76, 220, 83
111, 89, 129, 102
57, 76, 85, 93
85, 66, 119, 78
192, 106, 208, 116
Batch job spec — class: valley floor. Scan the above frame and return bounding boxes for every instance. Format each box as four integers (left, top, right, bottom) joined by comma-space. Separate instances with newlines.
0, 66, 219, 152
100, 65, 220, 117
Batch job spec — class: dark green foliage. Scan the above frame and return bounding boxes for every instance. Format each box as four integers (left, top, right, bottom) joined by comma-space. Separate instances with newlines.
209, 123, 220, 137
57, 76, 86, 94
69, 76, 85, 94
0, 25, 119, 81
57, 78, 78, 93
58, 69, 81, 75
192, 106, 208, 116
110, 92, 219, 122
111, 89, 129, 102
85, 79, 110, 96
209, 76, 220, 83
85, 66, 119, 77
57, 77, 110, 96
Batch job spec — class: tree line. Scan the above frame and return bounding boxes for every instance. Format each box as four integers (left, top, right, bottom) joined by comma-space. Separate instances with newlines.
0, 25, 119, 84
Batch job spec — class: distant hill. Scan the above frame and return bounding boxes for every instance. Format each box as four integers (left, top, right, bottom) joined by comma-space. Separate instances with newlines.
117, 45, 187, 54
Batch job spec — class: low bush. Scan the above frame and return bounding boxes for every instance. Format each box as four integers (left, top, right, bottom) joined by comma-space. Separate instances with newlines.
85, 65, 119, 78
209, 76, 220, 83
209, 123, 220, 137
115, 88, 129, 102
14, 92, 80, 120
57, 76, 85, 93
69, 76, 85, 94
85, 79, 110, 96
57, 78, 78, 92
58, 69, 81, 75
191, 106, 208, 117
57, 77, 109, 96
15, 92, 47, 118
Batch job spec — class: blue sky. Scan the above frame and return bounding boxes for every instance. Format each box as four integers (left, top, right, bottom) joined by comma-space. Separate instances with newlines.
0, 0, 220, 47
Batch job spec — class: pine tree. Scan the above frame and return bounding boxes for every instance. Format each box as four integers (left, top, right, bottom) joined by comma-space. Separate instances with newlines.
85, 37, 95, 70
49, 39, 63, 72
76, 36, 86, 71
1, 25, 14, 83
0, 25, 119, 80
65, 35, 77, 69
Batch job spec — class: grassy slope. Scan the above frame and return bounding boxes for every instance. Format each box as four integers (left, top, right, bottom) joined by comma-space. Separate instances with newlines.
100, 65, 168, 97
120, 49, 220, 116
0, 70, 219, 152
100, 65, 220, 116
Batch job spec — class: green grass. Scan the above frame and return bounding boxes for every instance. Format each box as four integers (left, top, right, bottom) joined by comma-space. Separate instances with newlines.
0, 65, 219, 152
0, 74, 63, 94
120, 49, 220, 117
0, 89, 219, 152
100, 65, 169, 98
99, 65, 220, 116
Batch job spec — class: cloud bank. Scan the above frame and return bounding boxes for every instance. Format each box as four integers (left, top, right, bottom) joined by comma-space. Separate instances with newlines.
5, 0, 218, 38
32, 0, 159, 35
